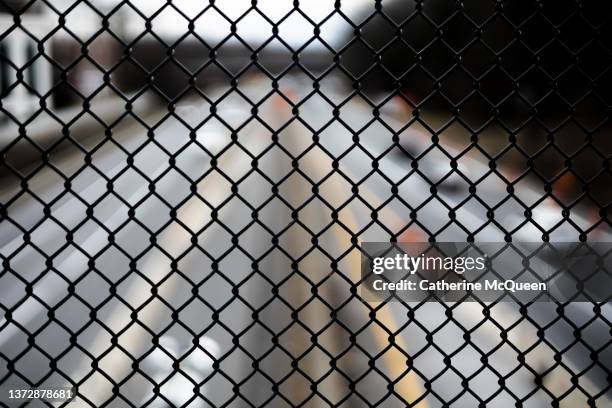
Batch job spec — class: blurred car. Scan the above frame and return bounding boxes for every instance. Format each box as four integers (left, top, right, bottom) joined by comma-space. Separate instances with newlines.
341, 0, 612, 213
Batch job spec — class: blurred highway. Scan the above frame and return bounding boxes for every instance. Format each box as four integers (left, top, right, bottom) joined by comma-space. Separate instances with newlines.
1, 75, 611, 407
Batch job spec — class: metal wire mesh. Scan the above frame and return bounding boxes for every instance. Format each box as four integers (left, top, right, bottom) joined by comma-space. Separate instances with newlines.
0, 0, 611, 407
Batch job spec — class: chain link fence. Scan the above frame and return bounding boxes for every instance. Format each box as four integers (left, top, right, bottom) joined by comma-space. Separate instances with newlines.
0, 0, 611, 407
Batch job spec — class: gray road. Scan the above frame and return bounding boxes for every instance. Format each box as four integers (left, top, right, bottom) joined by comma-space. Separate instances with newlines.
0, 76, 610, 407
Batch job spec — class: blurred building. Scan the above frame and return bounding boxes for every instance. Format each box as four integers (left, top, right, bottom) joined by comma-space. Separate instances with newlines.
0, 0, 53, 119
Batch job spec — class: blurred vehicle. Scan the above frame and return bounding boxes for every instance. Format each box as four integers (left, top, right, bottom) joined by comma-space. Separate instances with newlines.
341, 0, 612, 212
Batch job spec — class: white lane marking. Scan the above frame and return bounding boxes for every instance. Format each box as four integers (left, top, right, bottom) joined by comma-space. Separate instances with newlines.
76, 134, 261, 405
0, 106, 216, 346
141, 335, 220, 406
0, 144, 213, 347
0, 180, 150, 347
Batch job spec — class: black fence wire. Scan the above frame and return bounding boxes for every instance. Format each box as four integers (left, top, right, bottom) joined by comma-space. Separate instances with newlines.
0, 0, 611, 407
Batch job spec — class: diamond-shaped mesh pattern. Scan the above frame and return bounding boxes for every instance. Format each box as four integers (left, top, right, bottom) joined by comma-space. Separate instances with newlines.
0, 0, 611, 407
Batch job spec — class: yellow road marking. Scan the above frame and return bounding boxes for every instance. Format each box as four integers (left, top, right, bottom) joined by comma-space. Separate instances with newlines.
329, 206, 429, 408
302, 143, 429, 408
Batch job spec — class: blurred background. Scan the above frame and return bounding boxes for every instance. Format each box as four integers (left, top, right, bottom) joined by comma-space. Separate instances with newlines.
2, 0, 611, 208
0, 0, 611, 407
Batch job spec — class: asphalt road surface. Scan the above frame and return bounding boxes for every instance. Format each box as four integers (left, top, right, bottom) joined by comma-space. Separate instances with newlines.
0, 75, 610, 407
